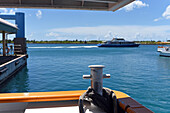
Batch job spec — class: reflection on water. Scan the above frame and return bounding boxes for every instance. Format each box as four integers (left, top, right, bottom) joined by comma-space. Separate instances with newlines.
158, 57, 170, 70
0, 66, 29, 93
157, 57, 170, 81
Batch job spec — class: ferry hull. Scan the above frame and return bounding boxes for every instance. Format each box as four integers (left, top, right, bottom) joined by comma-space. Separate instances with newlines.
97, 44, 140, 47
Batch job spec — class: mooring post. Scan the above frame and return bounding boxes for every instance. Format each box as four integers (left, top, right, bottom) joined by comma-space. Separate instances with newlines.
89, 65, 104, 95
83, 65, 110, 96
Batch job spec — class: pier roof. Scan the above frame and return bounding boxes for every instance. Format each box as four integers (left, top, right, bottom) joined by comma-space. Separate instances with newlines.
0, 18, 18, 34
0, 0, 135, 12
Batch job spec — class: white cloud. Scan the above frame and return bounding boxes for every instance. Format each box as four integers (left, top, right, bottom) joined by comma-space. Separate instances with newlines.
46, 32, 60, 37
121, 0, 149, 12
104, 31, 119, 39
162, 5, 170, 19
154, 5, 170, 21
154, 18, 162, 22
9, 9, 16, 14
36, 10, 42, 19
0, 8, 8, 14
49, 25, 170, 41
104, 31, 113, 39
0, 8, 17, 14
29, 32, 34, 37
26, 32, 35, 40
28, 14, 32, 17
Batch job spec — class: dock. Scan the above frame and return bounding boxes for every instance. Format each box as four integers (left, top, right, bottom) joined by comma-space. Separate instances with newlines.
0, 13, 28, 85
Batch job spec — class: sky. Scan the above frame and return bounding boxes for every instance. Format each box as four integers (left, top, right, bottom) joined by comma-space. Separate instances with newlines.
0, 0, 170, 41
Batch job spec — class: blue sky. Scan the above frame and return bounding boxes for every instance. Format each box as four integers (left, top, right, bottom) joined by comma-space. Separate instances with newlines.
0, 0, 170, 41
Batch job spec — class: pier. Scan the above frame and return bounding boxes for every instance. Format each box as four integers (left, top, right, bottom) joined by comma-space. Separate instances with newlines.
0, 13, 27, 85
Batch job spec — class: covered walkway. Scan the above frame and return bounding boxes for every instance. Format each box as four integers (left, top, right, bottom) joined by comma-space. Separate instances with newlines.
0, 18, 17, 56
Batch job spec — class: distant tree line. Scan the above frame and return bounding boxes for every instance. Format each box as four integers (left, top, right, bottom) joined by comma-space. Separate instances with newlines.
0, 39, 169, 45
26, 40, 102, 44
134, 41, 159, 44
134, 40, 169, 45
0, 39, 14, 43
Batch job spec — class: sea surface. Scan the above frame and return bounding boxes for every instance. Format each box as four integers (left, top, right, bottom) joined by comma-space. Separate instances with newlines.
0, 44, 170, 113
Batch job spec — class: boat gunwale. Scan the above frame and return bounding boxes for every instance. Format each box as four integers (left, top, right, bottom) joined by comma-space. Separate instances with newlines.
0, 90, 129, 103
0, 90, 154, 113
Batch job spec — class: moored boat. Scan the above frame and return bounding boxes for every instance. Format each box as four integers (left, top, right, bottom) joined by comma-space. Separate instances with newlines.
97, 38, 140, 47
159, 47, 170, 57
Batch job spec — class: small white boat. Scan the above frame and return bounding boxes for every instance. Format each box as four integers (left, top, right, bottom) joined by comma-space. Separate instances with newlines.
157, 46, 165, 52
159, 47, 170, 57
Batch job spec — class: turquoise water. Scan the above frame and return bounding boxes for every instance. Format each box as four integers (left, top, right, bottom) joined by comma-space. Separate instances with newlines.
0, 44, 170, 113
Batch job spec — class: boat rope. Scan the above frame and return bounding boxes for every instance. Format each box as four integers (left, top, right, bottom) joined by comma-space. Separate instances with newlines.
78, 87, 118, 113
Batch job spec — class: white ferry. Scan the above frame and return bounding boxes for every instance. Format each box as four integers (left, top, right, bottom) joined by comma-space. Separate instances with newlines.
97, 38, 140, 47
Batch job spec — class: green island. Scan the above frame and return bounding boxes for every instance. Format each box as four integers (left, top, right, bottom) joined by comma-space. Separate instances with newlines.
0, 40, 170, 45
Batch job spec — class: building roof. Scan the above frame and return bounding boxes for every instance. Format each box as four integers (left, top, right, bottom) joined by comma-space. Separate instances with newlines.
0, 18, 18, 34
0, 0, 135, 11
